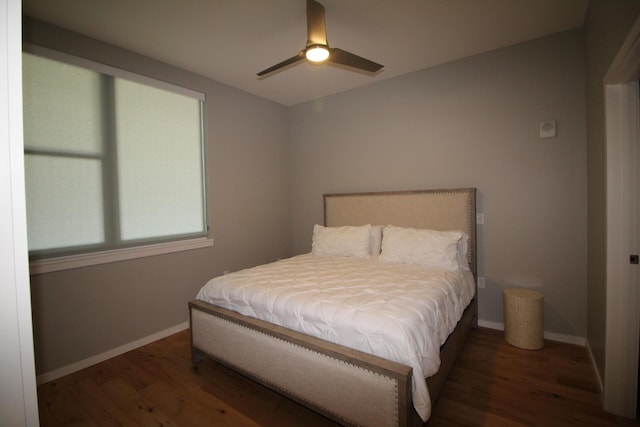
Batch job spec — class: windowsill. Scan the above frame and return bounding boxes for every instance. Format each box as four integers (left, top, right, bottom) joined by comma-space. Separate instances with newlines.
29, 237, 214, 275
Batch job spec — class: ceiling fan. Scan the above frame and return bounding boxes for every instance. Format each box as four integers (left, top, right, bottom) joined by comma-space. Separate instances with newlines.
257, 0, 383, 77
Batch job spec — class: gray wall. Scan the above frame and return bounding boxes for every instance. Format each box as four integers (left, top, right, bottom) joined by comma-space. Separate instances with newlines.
289, 30, 588, 338
24, 19, 291, 375
584, 0, 640, 383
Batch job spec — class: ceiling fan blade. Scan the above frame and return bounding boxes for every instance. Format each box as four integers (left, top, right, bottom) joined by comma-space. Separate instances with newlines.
306, 0, 327, 46
328, 48, 383, 73
257, 51, 305, 77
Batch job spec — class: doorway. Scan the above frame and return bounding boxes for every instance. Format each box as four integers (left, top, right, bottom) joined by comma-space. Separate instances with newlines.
604, 20, 640, 416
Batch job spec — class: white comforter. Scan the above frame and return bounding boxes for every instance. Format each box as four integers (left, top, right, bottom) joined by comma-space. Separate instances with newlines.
196, 253, 475, 421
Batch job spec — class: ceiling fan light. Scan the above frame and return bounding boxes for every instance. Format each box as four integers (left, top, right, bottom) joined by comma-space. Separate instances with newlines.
305, 45, 330, 63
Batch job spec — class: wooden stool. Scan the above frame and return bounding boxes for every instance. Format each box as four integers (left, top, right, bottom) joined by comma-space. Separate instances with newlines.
503, 288, 544, 350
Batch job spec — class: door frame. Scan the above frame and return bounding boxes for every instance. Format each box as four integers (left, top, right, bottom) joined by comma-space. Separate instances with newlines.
0, 0, 39, 425
604, 15, 640, 418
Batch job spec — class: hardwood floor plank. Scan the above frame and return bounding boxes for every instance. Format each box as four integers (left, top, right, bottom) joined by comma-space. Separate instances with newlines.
38, 327, 638, 426
428, 397, 527, 427
429, 328, 637, 426
73, 376, 141, 426
39, 378, 95, 427
101, 377, 179, 427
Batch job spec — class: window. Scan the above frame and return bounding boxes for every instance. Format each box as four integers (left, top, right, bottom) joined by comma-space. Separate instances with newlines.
22, 47, 208, 262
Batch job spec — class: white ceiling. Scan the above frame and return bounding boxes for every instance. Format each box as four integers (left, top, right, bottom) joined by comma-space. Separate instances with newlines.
22, 0, 589, 106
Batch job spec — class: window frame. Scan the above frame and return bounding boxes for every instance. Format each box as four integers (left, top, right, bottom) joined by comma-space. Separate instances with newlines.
23, 44, 212, 273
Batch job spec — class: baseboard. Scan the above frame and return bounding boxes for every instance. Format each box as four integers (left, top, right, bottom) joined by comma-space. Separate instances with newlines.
477, 319, 505, 332
586, 339, 605, 396
478, 319, 586, 346
36, 321, 189, 385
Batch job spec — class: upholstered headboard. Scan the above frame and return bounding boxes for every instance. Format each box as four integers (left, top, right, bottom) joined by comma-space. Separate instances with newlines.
323, 188, 477, 275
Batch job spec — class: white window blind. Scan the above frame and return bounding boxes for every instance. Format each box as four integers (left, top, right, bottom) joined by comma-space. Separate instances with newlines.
22, 49, 208, 259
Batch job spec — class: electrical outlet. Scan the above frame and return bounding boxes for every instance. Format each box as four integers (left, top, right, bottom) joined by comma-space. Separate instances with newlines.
478, 277, 486, 288
476, 213, 484, 224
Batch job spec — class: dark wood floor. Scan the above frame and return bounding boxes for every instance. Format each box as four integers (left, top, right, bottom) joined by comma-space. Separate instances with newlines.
37, 327, 639, 426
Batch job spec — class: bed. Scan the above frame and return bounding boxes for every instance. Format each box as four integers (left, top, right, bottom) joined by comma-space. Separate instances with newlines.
189, 188, 477, 426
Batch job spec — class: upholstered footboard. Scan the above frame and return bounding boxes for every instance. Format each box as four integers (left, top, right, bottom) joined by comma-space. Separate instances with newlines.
189, 300, 414, 427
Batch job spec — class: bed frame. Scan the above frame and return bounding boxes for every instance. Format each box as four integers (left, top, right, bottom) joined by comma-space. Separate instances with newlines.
189, 188, 477, 427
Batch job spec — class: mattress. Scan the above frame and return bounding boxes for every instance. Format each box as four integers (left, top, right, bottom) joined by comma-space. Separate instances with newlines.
195, 253, 475, 421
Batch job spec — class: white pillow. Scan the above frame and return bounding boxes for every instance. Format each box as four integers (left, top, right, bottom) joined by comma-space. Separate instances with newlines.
380, 225, 468, 270
312, 224, 372, 258
457, 232, 470, 270
370, 225, 384, 255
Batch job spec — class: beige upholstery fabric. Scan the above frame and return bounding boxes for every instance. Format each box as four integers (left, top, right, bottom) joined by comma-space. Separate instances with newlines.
191, 308, 404, 427
324, 189, 476, 272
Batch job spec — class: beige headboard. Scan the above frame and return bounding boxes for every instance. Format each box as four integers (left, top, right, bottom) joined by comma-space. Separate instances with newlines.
324, 188, 477, 274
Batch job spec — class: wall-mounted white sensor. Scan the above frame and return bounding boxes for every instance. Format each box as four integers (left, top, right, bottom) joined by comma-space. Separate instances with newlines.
539, 120, 556, 138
